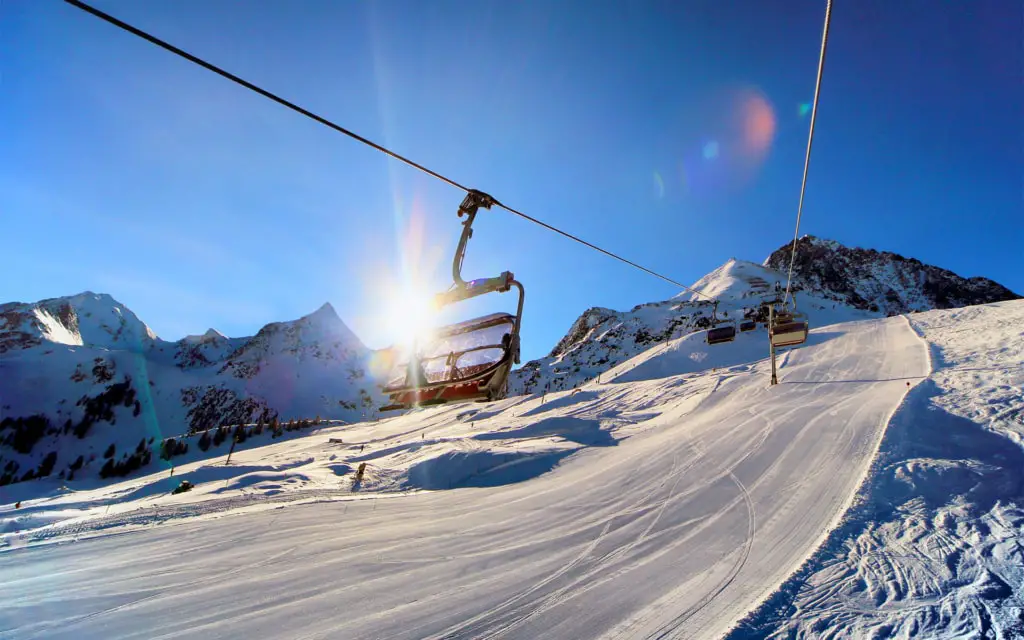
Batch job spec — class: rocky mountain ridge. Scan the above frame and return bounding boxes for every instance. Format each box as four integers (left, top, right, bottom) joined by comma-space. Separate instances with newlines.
764, 235, 1020, 315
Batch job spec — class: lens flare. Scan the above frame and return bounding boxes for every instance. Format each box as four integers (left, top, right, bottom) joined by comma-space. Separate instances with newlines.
740, 92, 776, 159
799, 102, 811, 117
369, 347, 397, 380
365, 193, 448, 350
653, 171, 665, 198
670, 86, 777, 198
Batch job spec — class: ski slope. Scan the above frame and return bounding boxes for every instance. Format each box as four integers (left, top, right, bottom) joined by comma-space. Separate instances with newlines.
730, 300, 1024, 639
1, 316, 928, 639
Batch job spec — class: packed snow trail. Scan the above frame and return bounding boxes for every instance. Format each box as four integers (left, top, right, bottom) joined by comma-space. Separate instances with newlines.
0, 317, 928, 639
728, 300, 1024, 639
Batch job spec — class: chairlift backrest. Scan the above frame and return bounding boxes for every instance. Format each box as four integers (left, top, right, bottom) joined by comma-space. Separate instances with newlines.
707, 324, 737, 345
384, 313, 517, 391
771, 320, 809, 348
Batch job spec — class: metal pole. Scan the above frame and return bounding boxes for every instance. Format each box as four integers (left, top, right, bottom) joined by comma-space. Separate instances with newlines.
225, 434, 237, 465
769, 304, 778, 386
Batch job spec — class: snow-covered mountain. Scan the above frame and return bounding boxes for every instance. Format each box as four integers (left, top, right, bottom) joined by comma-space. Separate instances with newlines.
764, 234, 1020, 314
4, 236, 1018, 487
509, 237, 1019, 396
0, 293, 383, 486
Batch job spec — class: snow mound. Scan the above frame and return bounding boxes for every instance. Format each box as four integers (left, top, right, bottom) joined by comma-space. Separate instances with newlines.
406, 449, 575, 490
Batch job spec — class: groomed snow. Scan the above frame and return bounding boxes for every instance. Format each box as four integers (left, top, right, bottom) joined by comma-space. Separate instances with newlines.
728, 300, 1024, 639
0, 312, 931, 639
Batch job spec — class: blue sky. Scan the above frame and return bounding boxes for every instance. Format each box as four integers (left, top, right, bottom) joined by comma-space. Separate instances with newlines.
3, 0, 1021, 362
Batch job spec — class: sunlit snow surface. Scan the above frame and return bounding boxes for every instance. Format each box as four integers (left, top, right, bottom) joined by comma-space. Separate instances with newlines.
1, 303, 1020, 639
729, 300, 1024, 639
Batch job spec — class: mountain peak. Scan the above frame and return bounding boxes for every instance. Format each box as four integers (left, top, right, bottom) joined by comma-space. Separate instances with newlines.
764, 236, 1020, 312
297, 302, 350, 334
227, 301, 367, 366
308, 302, 340, 322
678, 258, 782, 303
183, 327, 227, 344
1, 291, 158, 353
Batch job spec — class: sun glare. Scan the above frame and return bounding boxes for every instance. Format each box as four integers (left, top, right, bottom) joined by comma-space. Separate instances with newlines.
384, 283, 437, 347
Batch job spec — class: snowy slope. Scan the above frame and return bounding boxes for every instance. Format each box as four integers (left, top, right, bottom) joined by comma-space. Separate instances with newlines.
728, 299, 1024, 639
1, 311, 932, 639
509, 257, 878, 396
509, 237, 1018, 399
0, 294, 384, 487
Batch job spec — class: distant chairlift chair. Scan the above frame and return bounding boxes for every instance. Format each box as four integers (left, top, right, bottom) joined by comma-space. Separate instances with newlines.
706, 301, 737, 345
380, 191, 525, 412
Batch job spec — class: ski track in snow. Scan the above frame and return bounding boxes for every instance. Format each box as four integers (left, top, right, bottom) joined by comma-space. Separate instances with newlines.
727, 300, 1024, 640
0, 312, 962, 639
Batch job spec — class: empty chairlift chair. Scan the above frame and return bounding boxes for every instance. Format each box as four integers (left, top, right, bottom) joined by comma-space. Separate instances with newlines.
380, 191, 524, 412
770, 310, 809, 348
707, 325, 737, 344
381, 310, 520, 410
706, 302, 737, 345
739, 320, 757, 332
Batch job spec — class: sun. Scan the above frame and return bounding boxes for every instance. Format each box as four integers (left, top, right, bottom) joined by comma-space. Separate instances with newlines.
383, 282, 437, 347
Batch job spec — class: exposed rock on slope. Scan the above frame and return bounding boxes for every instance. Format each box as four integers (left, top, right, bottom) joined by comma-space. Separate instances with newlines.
765, 235, 1020, 315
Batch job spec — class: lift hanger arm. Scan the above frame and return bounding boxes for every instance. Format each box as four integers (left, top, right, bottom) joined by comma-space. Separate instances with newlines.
451, 190, 496, 286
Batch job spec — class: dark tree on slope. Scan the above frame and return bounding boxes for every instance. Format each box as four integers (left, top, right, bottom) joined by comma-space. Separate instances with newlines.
37, 451, 58, 478
0, 415, 51, 454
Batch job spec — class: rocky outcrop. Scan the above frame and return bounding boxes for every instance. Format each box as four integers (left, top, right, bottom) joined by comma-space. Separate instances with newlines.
764, 236, 1020, 315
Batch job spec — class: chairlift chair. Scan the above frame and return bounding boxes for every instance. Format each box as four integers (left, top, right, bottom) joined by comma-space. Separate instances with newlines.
706, 301, 737, 345
770, 308, 809, 348
380, 191, 525, 412
739, 320, 757, 332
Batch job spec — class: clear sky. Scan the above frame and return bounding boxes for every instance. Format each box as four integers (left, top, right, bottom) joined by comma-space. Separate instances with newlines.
3, 0, 1021, 362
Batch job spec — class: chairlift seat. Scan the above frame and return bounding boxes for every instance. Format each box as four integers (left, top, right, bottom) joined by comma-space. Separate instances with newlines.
771, 321, 809, 347
381, 312, 518, 410
739, 320, 756, 332
707, 325, 737, 345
